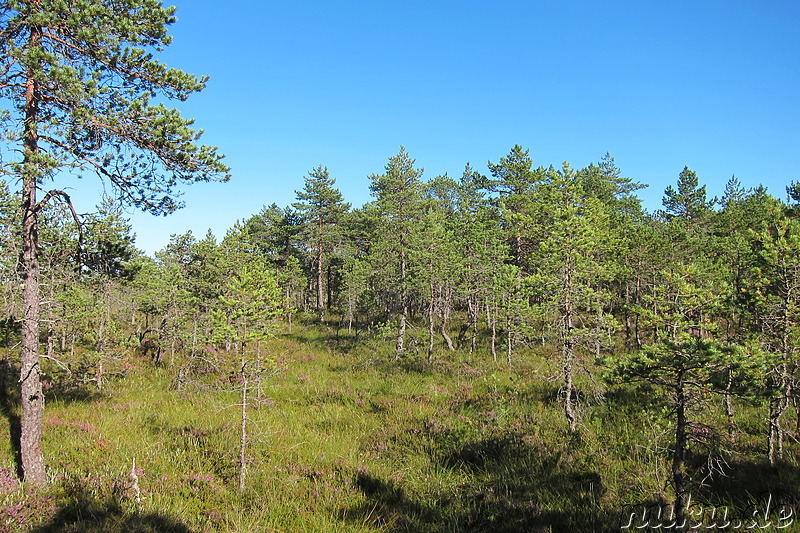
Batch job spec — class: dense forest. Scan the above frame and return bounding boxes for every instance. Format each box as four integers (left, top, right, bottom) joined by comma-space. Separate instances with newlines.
1, 145, 800, 530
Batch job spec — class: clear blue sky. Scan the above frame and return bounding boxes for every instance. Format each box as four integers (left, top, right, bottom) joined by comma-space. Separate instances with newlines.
109, 0, 799, 254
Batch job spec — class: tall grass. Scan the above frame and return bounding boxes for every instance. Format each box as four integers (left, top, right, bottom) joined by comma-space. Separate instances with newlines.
0, 322, 797, 532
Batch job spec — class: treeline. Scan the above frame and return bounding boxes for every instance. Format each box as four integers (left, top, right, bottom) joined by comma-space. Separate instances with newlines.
2, 145, 800, 516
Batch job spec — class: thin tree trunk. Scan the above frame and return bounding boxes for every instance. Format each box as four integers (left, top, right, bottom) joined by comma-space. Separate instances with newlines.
2, 322, 9, 398
440, 323, 455, 352
489, 302, 497, 362
96, 360, 104, 391
45, 272, 54, 357
316, 227, 324, 323
191, 317, 198, 356
634, 276, 643, 349
563, 352, 576, 432
238, 358, 248, 492
724, 367, 737, 443
563, 254, 577, 432
439, 290, 455, 352
347, 295, 354, 335
471, 307, 478, 356
256, 340, 262, 400
427, 283, 435, 363
769, 322, 793, 465
506, 312, 512, 366
769, 393, 787, 465
396, 250, 407, 359
467, 297, 478, 356
672, 373, 689, 531
327, 263, 333, 313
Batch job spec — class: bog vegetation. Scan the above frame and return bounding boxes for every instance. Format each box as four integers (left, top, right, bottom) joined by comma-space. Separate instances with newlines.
0, 149, 799, 531
0, 1, 798, 531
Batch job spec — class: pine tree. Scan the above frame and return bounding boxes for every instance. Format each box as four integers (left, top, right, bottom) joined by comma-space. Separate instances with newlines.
608, 261, 731, 524
487, 145, 543, 271
528, 162, 616, 430
452, 165, 506, 356
712, 185, 784, 440
292, 166, 350, 322
420, 177, 462, 360
748, 216, 800, 464
238, 204, 303, 272
662, 166, 714, 222
210, 254, 282, 491
578, 153, 645, 219
368, 147, 424, 357
0, 0, 229, 485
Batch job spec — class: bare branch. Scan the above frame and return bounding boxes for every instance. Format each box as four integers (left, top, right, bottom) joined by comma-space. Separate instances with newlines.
34, 189, 83, 267
40, 354, 71, 375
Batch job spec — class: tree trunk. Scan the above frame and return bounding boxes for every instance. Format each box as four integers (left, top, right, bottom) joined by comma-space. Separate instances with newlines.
768, 395, 787, 465
427, 284, 435, 363
562, 255, 577, 432
563, 352, 576, 432
769, 329, 793, 464
489, 302, 497, 362
459, 297, 478, 355
347, 295, 354, 335
255, 341, 262, 400
672, 373, 689, 531
506, 312, 513, 366
45, 272, 54, 357
238, 359, 248, 492
439, 291, 455, 352
19, 25, 47, 486
396, 250, 407, 359
724, 367, 737, 443
327, 262, 333, 313
316, 226, 324, 323
20, 183, 46, 486
634, 276, 643, 349
440, 323, 455, 352
562, 321, 577, 431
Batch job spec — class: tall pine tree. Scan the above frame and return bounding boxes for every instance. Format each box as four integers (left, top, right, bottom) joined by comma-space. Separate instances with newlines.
292, 166, 349, 322
368, 147, 424, 358
0, 0, 229, 485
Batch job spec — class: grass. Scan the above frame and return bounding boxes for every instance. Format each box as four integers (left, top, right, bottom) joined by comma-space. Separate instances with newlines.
0, 321, 798, 532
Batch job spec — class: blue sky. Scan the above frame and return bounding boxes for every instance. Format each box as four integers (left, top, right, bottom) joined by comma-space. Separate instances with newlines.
106, 0, 799, 254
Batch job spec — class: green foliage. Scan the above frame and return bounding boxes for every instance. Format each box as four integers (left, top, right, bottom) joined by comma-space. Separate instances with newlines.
608, 335, 731, 389
293, 166, 350, 318
0, 0, 230, 209
661, 166, 714, 223
82, 199, 139, 280
3, 85, 800, 526
211, 256, 282, 349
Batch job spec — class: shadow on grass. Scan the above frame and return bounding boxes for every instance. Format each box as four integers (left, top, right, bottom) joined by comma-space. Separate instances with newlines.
282, 323, 362, 354
44, 377, 108, 405
0, 361, 22, 479
0, 360, 122, 491
346, 472, 442, 531
343, 431, 615, 532
692, 456, 800, 510
30, 482, 193, 533
603, 383, 669, 414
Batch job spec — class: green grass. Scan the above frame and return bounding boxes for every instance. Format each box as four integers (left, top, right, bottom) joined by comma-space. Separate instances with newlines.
0, 323, 798, 532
